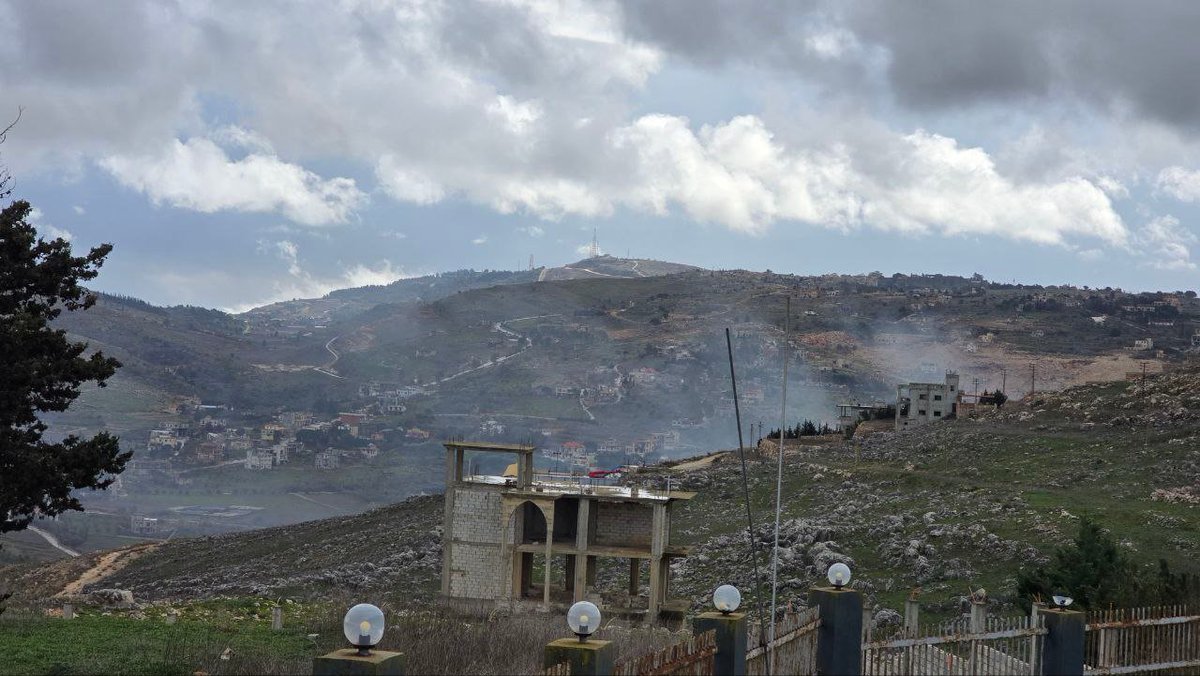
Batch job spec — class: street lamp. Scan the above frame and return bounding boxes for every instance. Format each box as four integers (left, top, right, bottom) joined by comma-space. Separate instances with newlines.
1052, 595, 1074, 609
567, 601, 601, 642
827, 562, 852, 590
342, 603, 385, 657
713, 584, 741, 615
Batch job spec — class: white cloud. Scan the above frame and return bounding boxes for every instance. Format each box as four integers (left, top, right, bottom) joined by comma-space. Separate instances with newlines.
100, 137, 366, 226
608, 115, 1129, 247
72, 205, 85, 215
224, 239, 408, 312
472, 235, 488, 245
1135, 215, 1196, 270
519, 225, 545, 237
27, 207, 73, 241
1156, 166, 1200, 202
375, 155, 446, 206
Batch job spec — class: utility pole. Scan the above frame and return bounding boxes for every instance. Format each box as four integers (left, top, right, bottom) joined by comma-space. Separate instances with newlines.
1029, 362, 1036, 397
973, 377, 979, 397
1001, 367, 1007, 394
1141, 362, 1148, 398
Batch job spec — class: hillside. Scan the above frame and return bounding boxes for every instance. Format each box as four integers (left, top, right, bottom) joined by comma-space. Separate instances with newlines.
8, 364, 1197, 618
20, 262, 1196, 566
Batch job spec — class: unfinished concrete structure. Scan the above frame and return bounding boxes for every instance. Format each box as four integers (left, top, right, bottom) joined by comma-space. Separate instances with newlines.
895, 372, 960, 430
440, 441, 693, 618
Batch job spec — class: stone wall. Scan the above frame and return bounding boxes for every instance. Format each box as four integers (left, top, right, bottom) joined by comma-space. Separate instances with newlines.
594, 501, 654, 548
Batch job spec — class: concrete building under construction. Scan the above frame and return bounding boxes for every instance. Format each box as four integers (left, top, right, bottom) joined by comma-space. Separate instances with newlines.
895, 372, 961, 430
440, 441, 694, 619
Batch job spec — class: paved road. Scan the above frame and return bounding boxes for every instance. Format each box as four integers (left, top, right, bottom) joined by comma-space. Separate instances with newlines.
28, 525, 80, 558
313, 335, 346, 379
420, 314, 559, 388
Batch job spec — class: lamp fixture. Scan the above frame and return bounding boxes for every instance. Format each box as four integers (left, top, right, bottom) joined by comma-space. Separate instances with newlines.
827, 562, 852, 590
567, 601, 601, 642
713, 585, 741, 615
342, 603, 386, 657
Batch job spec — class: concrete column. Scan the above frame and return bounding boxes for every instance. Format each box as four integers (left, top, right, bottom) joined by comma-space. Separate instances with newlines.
544, 639, 614, 676
970, 599, 987, 633
810, 587, 863, 676
649, 504, 667, 617
694, 612, 746, 676
271, 606, 283, 631
62, 603, 74, 620
313, 650, 405, 675
543, 507, 555, 609
574, 500, 590, 601
903, 598, 919, 637
1040, 608, 1085, 676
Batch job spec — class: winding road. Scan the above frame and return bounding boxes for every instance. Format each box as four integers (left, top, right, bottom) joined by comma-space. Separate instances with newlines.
312, 335, 345, 379
28, 525, 80, 558
419, 314, 559, 388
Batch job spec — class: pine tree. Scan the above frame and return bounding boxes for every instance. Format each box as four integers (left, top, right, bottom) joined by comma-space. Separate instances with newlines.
0, 198, 129, 535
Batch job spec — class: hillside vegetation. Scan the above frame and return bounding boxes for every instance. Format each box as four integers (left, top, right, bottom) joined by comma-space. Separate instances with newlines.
7, 363, 1197, 621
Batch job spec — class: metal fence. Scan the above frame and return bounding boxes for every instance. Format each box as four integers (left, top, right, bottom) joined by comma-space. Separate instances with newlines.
612, 628, 717, 676
745, 605, 820, 675
1086, 605, 1200, 674
862, 613, 1045, 675
543, 661, 572, 675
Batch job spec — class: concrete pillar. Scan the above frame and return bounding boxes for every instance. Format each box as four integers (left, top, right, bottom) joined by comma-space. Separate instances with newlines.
62, 603, 74, 620
649, 504, 667, 617
694, 612, 746, 676
166, 610, 178, 625
544, 639, 614, 676
810, 587, 863, 676
628, 559, 640, 597
543, 508, 555, 609
970, 599, 987, 633
1040, 608, 1085, 676
313, 650, 405, 676
574, 500, 590, 601
903, 598, 919, 637
272, 606, 283, 631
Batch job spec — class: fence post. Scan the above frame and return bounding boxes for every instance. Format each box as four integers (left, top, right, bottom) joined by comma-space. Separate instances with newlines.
695, 611, 746, 676
544, 638, 614, 676
970, 598, 987, 633
62, 603, 74, 620
810, 586, 863, 676
272, 606, 283, 631
903, 598, 919, 637
1040, 608, 1084, 676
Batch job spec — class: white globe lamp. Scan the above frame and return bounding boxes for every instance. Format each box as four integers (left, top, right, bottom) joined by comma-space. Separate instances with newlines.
343, 603, 386, 656
827, 562, 852, 590
567, 601, 601, 642
713, 584, 741, 615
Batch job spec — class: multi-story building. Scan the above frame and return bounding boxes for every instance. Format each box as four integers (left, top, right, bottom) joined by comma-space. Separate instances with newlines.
895, 372, 961, 430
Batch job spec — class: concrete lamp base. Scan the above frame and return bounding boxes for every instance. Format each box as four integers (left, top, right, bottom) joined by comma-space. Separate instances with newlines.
312, 649, 405, 676
694, 611, 747, 676
544, 638, 615, 676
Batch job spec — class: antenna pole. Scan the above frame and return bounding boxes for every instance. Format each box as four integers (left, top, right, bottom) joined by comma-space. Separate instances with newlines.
725, 328, 769, 662
769, 297, 791, 673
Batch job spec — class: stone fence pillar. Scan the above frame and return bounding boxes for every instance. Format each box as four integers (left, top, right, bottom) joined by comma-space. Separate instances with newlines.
810, 587, 863, 676
694, 611, 746, 676
1040, 608, 1084, 675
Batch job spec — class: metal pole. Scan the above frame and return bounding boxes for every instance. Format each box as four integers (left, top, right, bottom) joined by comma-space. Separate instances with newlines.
769, 297, 791, 673
725, 328, 769, 663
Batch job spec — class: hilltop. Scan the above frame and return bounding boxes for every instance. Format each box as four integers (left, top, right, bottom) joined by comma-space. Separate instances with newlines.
7, 363, 1197, 618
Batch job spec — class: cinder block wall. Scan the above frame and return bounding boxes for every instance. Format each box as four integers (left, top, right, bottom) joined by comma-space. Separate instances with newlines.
594, 501, 654, 548
448, 485, 505, 598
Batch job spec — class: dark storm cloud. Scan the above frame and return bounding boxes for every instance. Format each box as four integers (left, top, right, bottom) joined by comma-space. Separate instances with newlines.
617, 0, 1200, 129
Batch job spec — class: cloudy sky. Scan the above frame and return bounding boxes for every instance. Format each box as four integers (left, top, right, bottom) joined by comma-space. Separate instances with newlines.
3, 0, 1199, 311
